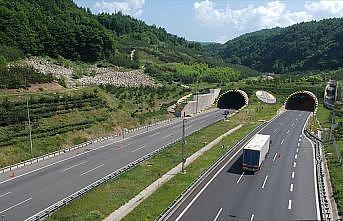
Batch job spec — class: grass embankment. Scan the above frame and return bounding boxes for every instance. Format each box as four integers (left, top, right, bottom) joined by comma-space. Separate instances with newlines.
47, 98, 280, 221
0, 84, 187, 167
316, 90, 343, 216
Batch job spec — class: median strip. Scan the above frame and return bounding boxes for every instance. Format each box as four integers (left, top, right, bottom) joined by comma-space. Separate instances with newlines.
103, 125, 243, 221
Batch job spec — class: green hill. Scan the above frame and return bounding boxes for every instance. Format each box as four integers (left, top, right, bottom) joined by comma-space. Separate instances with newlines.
0, 0, 205, 65
212, 18, 343, 73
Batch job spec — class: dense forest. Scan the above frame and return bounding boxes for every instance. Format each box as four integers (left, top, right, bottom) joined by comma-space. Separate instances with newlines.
209, 18, 343, 73
0, 0, 205, 65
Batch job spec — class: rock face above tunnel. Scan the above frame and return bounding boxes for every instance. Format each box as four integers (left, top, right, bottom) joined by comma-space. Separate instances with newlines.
285, 91, 318, 113
217, 90, 248, 110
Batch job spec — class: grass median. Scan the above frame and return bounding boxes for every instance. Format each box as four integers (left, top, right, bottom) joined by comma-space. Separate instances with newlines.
47, 98, 280, 221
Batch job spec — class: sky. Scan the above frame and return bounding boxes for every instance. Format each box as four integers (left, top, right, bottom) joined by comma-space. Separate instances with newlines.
74, 0, 343, 43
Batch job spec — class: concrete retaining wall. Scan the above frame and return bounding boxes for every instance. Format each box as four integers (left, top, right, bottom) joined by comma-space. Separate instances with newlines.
181, 88, 221, 116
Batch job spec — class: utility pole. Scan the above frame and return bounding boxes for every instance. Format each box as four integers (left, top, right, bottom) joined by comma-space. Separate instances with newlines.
195, 72, 199, 114
25, 78, 33, 155
181, 113, 186, 173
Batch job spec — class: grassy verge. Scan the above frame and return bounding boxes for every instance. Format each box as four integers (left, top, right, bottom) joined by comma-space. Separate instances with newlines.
317, 102, 343, 216
0, 84, 187, 168
47, 98, 280, 221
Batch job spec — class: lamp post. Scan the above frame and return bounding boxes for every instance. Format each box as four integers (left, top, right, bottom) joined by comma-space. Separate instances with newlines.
181, 113, 186, 173
25, 78, 33, 155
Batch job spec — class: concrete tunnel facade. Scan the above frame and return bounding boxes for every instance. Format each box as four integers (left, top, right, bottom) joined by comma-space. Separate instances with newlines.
285, 91, 318, 113
217, 90, 249, 110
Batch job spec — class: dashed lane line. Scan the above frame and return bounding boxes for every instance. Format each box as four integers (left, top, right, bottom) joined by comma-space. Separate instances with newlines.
213, 208, 223, 221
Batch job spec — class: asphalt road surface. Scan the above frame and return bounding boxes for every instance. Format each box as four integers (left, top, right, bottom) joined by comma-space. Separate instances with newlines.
167, 110, 320, 221
0, 109, 230, 221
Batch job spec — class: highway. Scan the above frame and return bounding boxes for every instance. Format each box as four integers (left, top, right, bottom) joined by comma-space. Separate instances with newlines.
166, 110, 320, 221
0, 109, 229, 221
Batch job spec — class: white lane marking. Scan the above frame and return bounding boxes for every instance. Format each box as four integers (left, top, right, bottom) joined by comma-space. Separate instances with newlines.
62, 161, 87, 172
132, 145, 146, 153
273, 153, 277, 162
261, 175, 268, 189
0, 192, 11, 198
295, 154, 298, 160
0, 116, 183, 185
162, 134, 172, 139
174, 111, 286, 221
297, 142, 300, 147
281, 139, 285, 145
286, 130, 290, 134
290, 183, 294, 192
237, 172, 245, 184
300, 134, 302, 138
0, 197, 32, 214
298, 138, 301, 142
303, 115, 321, 220
296, 148, 299, 153
292, 123, 295, 127
291, 171, 295, 179
288, 200, 292, 210
80, 164, 104, 176
213, 208, 223, 221
250, 214, 255, 221
293, 162, 297, 168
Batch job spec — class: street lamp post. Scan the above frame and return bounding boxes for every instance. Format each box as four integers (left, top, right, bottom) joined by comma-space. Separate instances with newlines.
25, 78, 33, 155
181, 113, 186, 173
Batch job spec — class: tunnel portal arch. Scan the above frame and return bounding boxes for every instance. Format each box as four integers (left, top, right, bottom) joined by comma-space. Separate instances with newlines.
217, 90, 249, 110
285, 91, 318, 113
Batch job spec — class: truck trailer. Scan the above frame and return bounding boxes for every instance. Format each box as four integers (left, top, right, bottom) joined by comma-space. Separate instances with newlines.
242, 134, 271, 171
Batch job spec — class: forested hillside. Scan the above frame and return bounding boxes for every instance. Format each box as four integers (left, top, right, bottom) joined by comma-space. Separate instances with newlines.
0, 0, 204, 65
213, 18, 343, 73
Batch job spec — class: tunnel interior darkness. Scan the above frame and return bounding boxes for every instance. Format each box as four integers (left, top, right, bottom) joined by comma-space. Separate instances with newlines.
285, 93, 316, 112
217, 91, 247, 110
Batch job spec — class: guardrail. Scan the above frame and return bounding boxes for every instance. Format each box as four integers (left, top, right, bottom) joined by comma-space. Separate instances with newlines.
0, 117, 180, 175
24, 111, 224, 220
305, 130, 332, 221
156, 121, 267, 221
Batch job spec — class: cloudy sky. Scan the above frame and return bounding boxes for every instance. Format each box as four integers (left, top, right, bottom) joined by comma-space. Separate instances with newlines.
74, 0, 343, 43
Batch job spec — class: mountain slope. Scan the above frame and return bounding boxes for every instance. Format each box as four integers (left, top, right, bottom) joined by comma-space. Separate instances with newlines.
0, 0, 205, 65
217, 18, 343, 73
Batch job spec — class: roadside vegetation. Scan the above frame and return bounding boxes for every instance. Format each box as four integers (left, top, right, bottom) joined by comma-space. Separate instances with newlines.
47, 96, 281, 221
316, 81, 343, 216
0, 84, 187, 168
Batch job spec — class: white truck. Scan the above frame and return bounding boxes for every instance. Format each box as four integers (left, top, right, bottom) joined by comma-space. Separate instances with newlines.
242, 134, 271, 172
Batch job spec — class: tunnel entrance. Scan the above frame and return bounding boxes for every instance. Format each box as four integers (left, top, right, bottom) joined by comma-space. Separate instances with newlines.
217, 90, 248, 110
285, 91, 317, 112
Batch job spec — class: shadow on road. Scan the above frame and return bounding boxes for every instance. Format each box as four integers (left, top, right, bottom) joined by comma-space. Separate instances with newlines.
227, 155, 254, 175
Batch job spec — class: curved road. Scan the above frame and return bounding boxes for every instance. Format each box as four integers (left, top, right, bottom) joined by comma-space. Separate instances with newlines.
166, 110, 320, 221
0, 109, 229, 221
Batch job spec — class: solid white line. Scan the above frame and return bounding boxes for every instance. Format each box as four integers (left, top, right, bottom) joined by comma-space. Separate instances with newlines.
0, 192, 11, 198
132, 145, 146, 153
213, 208, 223, 221
293, 162, 297, 168
291, 171, 295, 179
288, 200, 292, 210
237, 172, 245, 184
174, 112, 286, 221
0, 117, 183, 185
295, 154, 298, 160
80, 164, 104, 176
250, 213, 255, 221
0, 197, 32, 214
273, 153, 277, 162
303, 115, 321, 220
62, 161, 87, 172
290, 183, 294, 192
261, 175, 268, 189
281, 139, 284, 145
